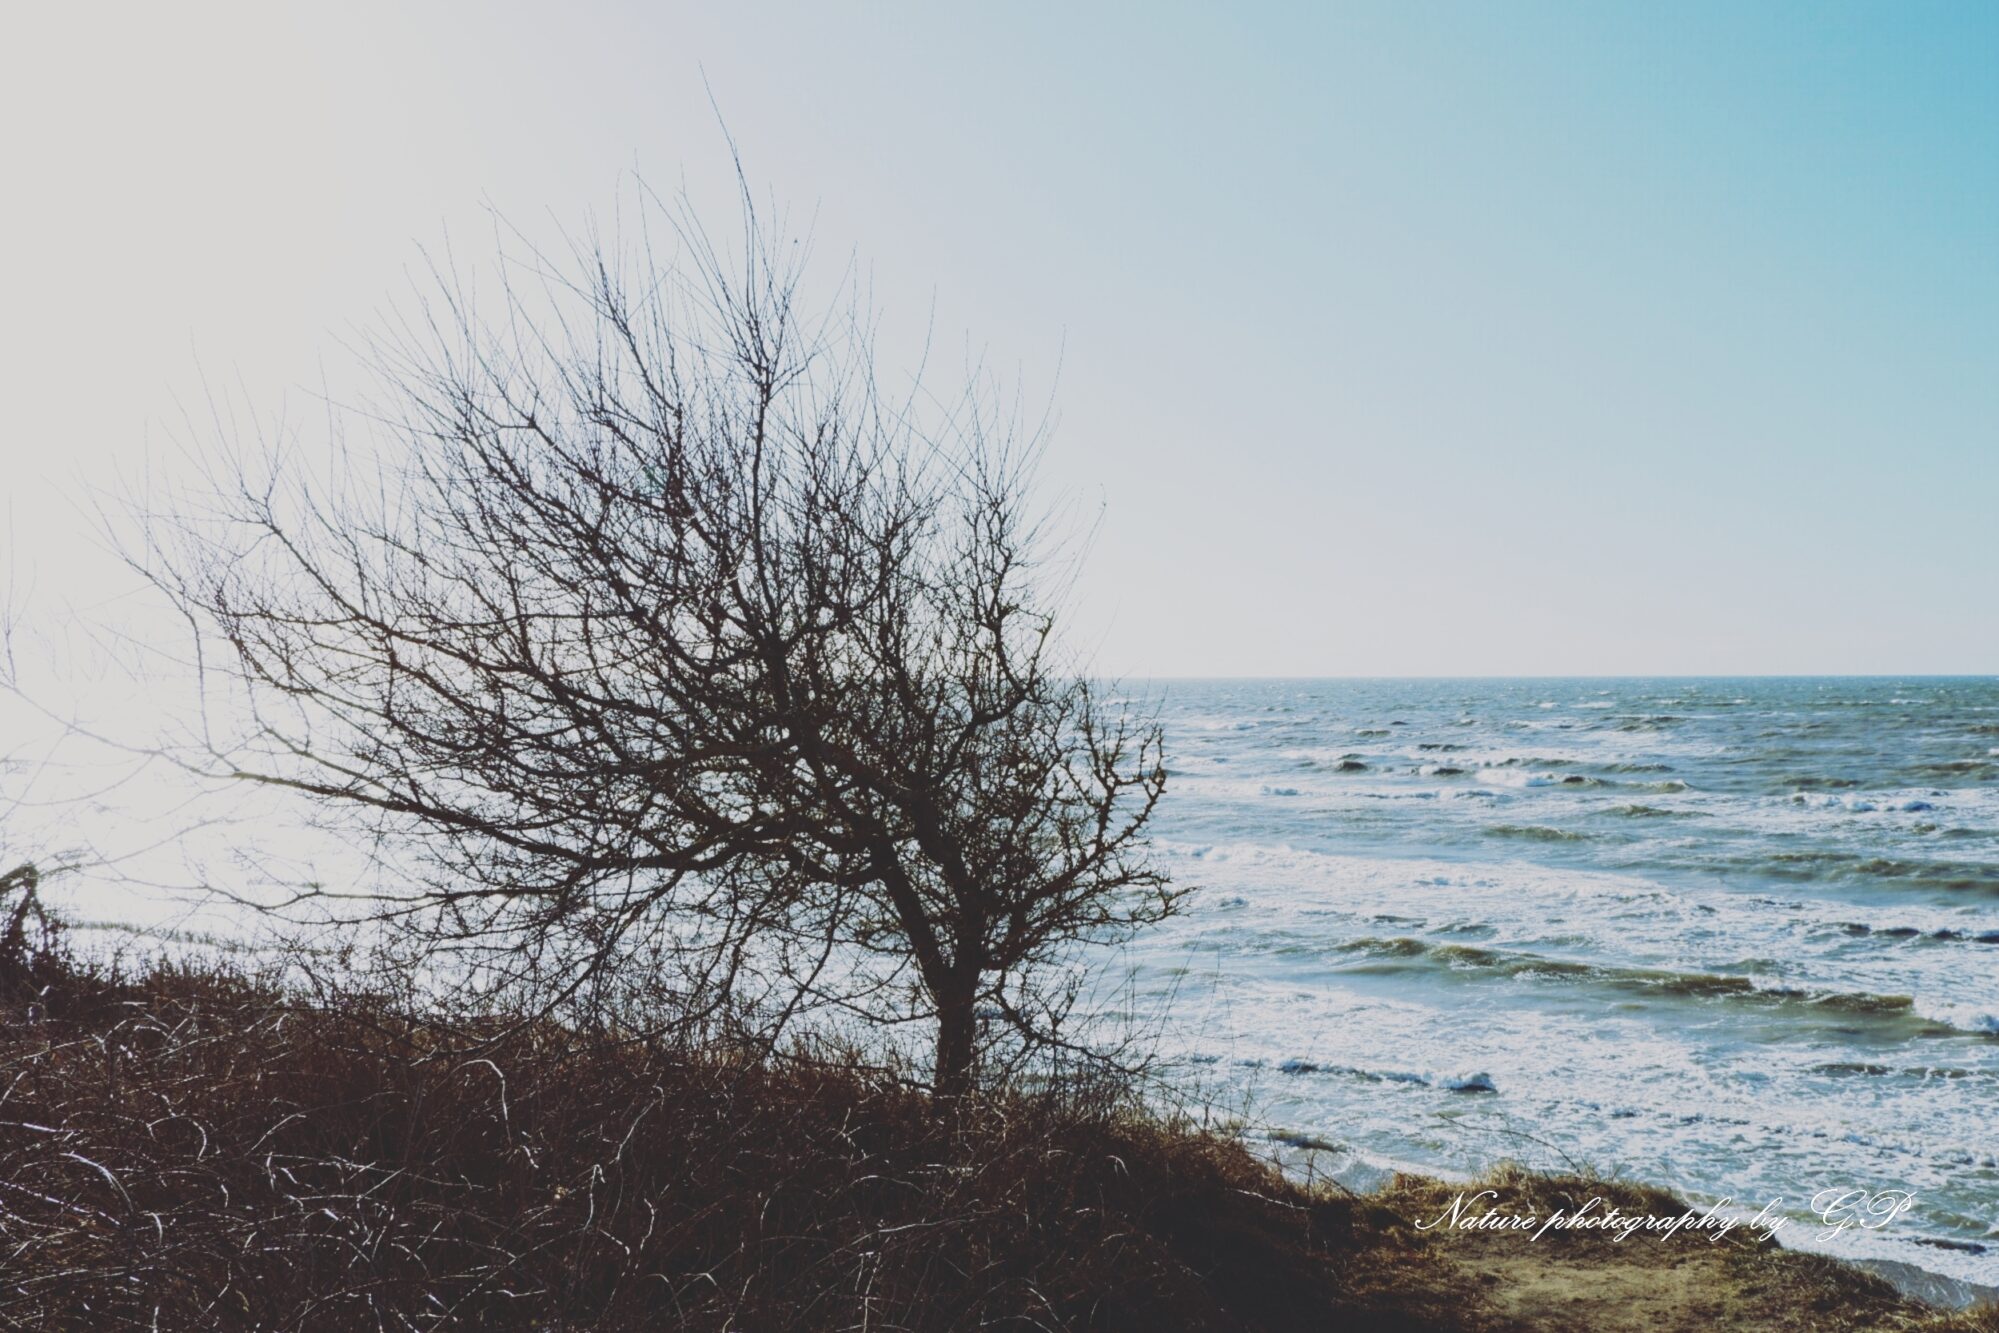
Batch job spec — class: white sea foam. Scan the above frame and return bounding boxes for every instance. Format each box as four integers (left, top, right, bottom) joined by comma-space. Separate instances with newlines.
1177, 714, 1269, 732
1153, 841, 1999, 1023
1135, 680, 1999, 1281
1914, 999, 1999, 1036
1474, 768, 1561, 788
1415, 763, 1465, 777
1789, 792, 1935, 814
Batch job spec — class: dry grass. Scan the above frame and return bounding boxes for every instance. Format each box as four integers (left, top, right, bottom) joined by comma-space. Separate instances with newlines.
3, 893, 1991, 1331
0, 922, 1462, 1331
1379, 1167, 1996, 1333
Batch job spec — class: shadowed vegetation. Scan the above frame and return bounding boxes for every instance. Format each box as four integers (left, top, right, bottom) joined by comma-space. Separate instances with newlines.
0, 896, 1450, 1331
6, 883, 1995, 1331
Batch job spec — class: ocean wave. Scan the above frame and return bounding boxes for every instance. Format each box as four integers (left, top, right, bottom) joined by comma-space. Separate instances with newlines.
1483, 824, 1592, 842
1177, 715, 1268, 732
1328, 936, 1993, 1035
1914, 1001, 1999, 1036
1164, 839, 1999, 933
1821, 921, 1999, 945
1615, 715, 1687, 731
1916, 760, 1999, 780
1275, 747, 1378, 770
1271, 1058, 1496, 1093
1791, 792, 1941, 814
1475, 768, 1562, 788
1807, 1060, 1997, 1081
1753, 849, 1999, 893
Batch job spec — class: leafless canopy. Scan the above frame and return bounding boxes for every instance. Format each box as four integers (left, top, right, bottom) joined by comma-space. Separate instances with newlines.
146, 187, 1174, 1089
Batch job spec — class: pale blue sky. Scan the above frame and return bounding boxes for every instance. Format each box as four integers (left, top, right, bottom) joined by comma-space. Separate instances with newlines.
3, 2, 1994, 674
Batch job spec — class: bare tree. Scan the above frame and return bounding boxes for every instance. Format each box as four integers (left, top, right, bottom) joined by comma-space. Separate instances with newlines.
143, 186, 1174, 1092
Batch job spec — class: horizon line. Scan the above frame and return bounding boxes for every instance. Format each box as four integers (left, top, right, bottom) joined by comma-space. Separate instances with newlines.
1104, 672, 1999, 682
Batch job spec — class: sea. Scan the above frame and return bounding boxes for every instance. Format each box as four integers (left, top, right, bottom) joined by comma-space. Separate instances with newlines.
1121, 678, 1999, 1290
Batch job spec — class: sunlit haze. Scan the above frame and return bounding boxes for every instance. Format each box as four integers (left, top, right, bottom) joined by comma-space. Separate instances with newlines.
4, 2, 1995, 676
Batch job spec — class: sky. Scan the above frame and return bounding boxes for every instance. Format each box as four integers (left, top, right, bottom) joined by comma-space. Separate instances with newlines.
2, 1, 1995, 677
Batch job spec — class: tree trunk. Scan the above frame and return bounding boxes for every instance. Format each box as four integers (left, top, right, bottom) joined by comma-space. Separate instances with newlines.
933, 986, 977, 1098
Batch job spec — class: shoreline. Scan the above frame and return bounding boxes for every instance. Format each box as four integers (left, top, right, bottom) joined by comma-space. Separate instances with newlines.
1257, 1134, 1999, 1312
1346, 1164, 1997, 1330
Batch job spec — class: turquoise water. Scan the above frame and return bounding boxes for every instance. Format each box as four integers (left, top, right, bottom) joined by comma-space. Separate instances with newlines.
1127, 678, 1999, 1284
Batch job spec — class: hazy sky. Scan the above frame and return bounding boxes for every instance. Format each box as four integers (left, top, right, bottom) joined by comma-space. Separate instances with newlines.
3, 2, 1995, 676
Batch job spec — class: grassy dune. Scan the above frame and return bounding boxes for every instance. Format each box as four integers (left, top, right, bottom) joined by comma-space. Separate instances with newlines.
2, 924, 1993, 1330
